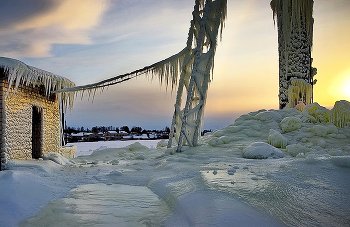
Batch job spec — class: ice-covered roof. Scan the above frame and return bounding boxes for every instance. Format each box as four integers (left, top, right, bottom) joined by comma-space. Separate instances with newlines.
0, 57, 76, 111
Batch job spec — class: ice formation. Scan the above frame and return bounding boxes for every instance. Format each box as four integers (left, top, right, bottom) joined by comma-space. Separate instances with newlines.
286, 78, 312, 108
330, 100, 350, 127
166, 0, 227, 151
271, 0, 316, 109
1, 100, 350, 226
268, 129, 288, 148
279, 116, 302, 133
0, 57, 76, 112
56, 1, 228, 151
242, 142, 285, 159
303, 102, 331, 123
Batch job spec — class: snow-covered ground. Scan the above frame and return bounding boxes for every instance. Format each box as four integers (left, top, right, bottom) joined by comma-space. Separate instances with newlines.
1, 103, 350, 227
68, 140, 162, 156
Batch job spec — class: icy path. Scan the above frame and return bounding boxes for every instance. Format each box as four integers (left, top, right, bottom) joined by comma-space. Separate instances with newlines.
17, 145, 286, 227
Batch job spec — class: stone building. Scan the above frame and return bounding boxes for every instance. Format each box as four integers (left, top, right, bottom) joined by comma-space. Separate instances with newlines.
0, 57, 76, 170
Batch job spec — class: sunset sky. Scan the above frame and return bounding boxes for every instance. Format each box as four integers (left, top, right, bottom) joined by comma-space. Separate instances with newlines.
1, 0, 349, 130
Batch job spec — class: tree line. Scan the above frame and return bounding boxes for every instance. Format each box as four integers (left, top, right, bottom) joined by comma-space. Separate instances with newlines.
64, 125, 171, 135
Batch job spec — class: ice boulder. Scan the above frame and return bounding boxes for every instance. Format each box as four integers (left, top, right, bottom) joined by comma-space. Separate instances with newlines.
331, 100, 350, 127
280, 117, 302, 133
156, 140, 168, 148
242, 142, 285, 159
311, 124, 338, 137
43, 152, 75, 165
304, 102, 331, 123
268, 129, 288, 148
128, 142, 148, 151
254, 110, 283, 122
208, 136, 231, 146
286, 144, 310, 157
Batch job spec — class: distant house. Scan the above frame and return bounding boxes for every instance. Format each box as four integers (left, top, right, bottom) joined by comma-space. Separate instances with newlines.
70, 132, 93, 142
0, 57, 76, 170
105, 131, 128, 141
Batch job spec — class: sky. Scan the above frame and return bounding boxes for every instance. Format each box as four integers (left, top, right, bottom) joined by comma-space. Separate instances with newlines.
1, 0, 350, 130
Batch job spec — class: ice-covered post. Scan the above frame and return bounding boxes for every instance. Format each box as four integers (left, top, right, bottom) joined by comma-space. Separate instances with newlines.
167, 0, 227, 151
271, 0, 316, 109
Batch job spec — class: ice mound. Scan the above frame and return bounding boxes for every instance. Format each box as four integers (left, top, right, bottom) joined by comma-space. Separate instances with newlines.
43, 152, 76, 165
310, 124, 338, 137
128, 142, 148, 151
254, 110, 282, 122
331, 100, 350, 127
286, 144, 310, 157
279, 116, 302, 133
157, 140, 168, 148
268, 129, 288, 148
242, 142, 285, 159
303, 102, 331, 123
208, 136, 231, 146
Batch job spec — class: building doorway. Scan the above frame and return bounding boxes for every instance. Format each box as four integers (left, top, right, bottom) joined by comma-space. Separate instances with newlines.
32, 106, 43, 159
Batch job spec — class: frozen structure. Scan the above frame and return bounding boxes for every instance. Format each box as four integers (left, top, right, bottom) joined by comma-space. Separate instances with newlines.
0, 57, 76, 170
57, 0, 227, 151
271, 0, 317, 109
168, 0, 227, 151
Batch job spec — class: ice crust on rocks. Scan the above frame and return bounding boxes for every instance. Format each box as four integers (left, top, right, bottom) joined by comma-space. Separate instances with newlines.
268, 129, 288, 148
242, 142, 285, 159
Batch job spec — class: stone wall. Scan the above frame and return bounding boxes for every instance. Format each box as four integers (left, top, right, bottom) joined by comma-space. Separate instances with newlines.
1, 80, 61, 161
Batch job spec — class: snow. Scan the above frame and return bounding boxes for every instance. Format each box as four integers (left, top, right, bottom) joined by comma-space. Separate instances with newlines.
1, 103, 350, 226
268, 129, 288, 148
242, 142, 285, 159
69, 140, 161, 156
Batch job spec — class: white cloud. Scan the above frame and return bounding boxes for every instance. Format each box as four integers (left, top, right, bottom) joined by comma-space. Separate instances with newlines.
0, 0, 109, 58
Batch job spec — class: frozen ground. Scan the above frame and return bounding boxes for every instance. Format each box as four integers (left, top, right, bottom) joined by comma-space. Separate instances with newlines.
68, 140, 161, 156
1, 102, 350, 227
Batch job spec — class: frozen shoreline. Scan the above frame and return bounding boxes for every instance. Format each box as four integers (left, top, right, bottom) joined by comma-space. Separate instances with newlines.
67, 139, 162, 156
1, 104, 350, 226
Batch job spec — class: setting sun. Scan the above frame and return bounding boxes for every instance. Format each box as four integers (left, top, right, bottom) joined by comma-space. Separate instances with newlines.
337, 68, 350, 100
342, 76, 350, 99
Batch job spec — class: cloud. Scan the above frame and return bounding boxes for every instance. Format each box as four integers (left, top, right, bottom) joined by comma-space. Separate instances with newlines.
0, 0, 109, 58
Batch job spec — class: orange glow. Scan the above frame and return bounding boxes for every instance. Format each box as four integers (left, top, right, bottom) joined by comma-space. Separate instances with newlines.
338, 69, 350, 100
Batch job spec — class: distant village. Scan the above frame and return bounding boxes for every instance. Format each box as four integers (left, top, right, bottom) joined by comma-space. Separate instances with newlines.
64, 126, 171, 143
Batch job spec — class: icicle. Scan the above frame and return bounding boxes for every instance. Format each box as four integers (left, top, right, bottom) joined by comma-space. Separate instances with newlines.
271, 0, 314, 49
331, 100, 350, 128
0, 57, 76, 112
286, 78, 312, 108
56, 47, 188, 99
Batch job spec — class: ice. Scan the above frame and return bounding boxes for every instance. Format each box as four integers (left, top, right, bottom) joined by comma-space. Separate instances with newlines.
279, 116, 302, 133
268, 129, 288, 148
1, 102, 350, 226
242, 142, 285, 159
43, 152, 76, 165
69, 140, 161, 156
286, 144, 310, 157
331, 100, 350, 127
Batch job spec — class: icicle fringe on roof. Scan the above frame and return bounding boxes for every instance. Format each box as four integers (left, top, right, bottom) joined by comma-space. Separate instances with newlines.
0, 57, 76, 112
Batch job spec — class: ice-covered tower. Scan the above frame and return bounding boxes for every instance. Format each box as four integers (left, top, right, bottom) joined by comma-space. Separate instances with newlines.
271, 0, 317, 109
168, 0, 227, 151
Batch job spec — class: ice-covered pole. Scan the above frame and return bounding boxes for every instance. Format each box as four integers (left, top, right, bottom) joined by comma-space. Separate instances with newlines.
271, 0, 316, 109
